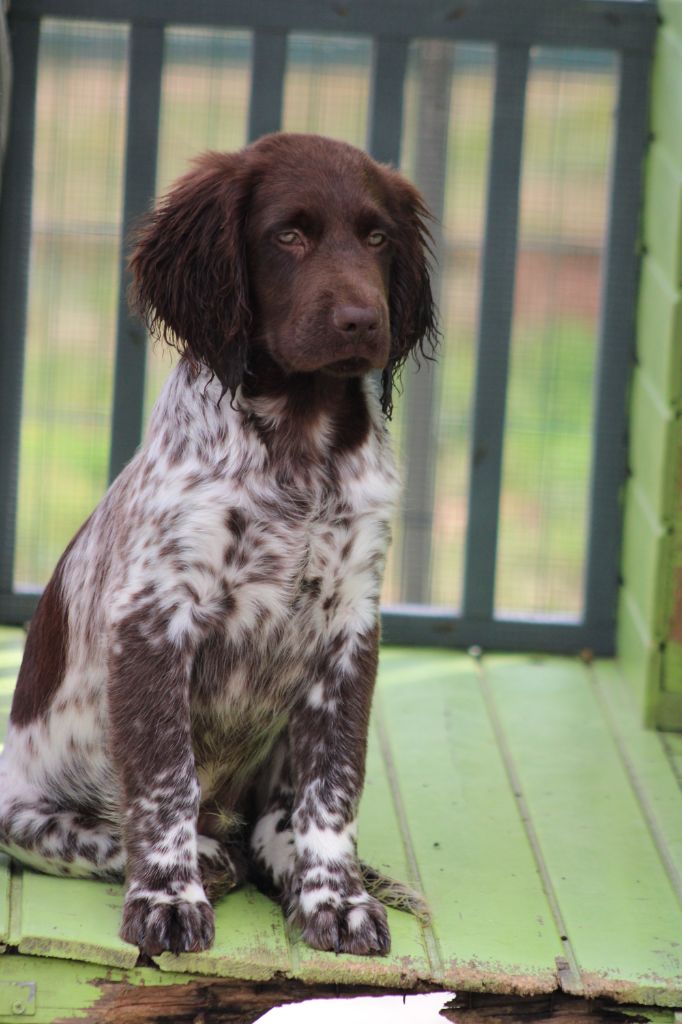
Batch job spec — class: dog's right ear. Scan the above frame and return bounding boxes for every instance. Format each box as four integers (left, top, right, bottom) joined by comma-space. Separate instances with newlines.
129, 151, 253, 396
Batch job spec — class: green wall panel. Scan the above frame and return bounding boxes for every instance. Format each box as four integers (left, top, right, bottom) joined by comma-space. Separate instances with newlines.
619, 3, 682, 726
629, 367, 677, 519
643, 141, 682, 288
650, 26, 682, 169
635, 256, 682, 409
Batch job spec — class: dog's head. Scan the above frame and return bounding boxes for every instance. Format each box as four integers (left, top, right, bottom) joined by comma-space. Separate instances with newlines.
130, 133, 438, 416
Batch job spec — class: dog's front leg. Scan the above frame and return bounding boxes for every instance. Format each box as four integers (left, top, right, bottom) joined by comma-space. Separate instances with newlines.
289, 621, 389, 955
108, 620, 213, 957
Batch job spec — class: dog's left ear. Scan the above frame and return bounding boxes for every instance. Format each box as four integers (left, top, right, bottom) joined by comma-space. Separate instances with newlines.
380, 168, 439, 417
129, 151, 253, 396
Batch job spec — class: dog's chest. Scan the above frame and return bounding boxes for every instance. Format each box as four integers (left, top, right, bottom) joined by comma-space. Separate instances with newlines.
189, 454, 397, 793
190, 446, 397, 700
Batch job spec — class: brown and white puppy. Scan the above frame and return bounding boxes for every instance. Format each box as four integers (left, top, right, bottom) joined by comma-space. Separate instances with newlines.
0, 133, 437, 958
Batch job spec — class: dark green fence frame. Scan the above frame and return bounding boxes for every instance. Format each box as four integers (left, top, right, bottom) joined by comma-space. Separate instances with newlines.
0, 0, 657, 653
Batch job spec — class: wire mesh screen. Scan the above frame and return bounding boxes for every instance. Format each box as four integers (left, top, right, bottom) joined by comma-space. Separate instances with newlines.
385, 41, 494, 608
495, 50, 617, 618
14, 19, 128, 589
282, 34, 371, 145
0, 3, 651, 650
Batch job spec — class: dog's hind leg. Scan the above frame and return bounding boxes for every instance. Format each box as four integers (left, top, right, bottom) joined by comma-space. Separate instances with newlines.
0, 765, 124, 880
197, 833, 248, 903
249, 732, 297, 902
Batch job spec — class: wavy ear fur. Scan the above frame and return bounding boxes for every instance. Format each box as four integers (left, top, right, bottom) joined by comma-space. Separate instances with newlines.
380, 169, 440, 418
129, 151, 253, 396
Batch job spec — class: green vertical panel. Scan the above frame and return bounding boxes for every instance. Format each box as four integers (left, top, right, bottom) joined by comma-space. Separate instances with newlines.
617, 588, 661, 726
628, 368, 677, 521
620, 480, 670, 641
627, 11, 682, 724
635, 256, 682, 409
374, 651, 563, 994
643, 142, 682, 287
484, 656, 682, 1005
650, 27, 682, 171
660, 0, 682, 35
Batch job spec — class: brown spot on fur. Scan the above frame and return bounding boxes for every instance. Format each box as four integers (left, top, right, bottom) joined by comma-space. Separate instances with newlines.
9, 523, 88, 726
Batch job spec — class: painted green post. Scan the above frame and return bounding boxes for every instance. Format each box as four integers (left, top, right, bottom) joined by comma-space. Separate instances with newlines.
618, 0, 682, 729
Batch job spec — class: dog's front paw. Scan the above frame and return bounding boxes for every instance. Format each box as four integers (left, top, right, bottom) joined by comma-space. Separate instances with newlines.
296, 894, 390, 956
121, 889, 215, 957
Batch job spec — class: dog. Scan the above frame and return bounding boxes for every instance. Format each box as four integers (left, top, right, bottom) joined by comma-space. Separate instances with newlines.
0, 133, 437, 958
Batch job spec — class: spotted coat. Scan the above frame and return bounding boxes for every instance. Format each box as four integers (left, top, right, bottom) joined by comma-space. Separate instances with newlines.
0, 132, 437, 958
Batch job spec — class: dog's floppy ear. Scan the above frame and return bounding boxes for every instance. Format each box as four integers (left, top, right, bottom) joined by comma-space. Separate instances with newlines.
129, 151, 252, 396
380, 168, 439, 418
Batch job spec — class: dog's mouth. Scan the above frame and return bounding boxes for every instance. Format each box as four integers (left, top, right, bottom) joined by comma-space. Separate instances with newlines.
323, 356, 374, 377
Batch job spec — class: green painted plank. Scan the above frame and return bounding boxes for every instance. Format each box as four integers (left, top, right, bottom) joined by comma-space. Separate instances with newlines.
620, 478, 670, 641
643, 141, 682, 288
591, 661, 682, 901
290, 691, 434, 987
616, 588, 661, 727
483, 656, 682, 1006
651, 26, 682, 171
156, 884, 291, 980
629, 368, 678, 522
636, 255, 682, 409
375, 651, 563, 994
0, 953, 217, 1024
16, 872, 139, 969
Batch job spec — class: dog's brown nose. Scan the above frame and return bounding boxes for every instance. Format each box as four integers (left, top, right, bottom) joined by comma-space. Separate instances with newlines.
332, 305, 379, 334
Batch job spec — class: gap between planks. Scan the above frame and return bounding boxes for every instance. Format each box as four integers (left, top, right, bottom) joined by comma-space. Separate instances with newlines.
588, 663, 682, 914
474, 655, 584, 997
372, 693, 444, 981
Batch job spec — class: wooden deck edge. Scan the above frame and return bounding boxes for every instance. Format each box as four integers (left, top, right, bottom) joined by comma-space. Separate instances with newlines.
448, 991, 680, 1023
0, 950, 449, 1024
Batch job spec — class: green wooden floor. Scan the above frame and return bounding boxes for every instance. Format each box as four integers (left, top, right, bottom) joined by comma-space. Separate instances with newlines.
1, 627, 682, 1019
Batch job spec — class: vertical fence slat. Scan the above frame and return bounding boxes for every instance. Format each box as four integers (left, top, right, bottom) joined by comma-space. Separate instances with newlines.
366, 35, 408, 166
461, 44, 529, 621
583, 51, 652, 633
108, 23, 164, 483
248, 29, 286, 142
399, 41, 453, 604
0, 16, 40, 596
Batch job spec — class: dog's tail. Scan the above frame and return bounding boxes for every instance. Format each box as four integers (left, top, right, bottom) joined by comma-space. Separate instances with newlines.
359, 860, 431, 924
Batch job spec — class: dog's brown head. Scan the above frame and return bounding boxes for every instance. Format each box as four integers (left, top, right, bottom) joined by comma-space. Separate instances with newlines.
130, 133, 438, 416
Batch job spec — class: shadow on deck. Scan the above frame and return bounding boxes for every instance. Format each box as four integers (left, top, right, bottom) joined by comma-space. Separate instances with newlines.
1, 628, 681, 1022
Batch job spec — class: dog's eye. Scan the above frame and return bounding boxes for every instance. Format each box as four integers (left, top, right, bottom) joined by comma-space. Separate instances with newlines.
277, 230, 302, 246
367, 231, 386, 247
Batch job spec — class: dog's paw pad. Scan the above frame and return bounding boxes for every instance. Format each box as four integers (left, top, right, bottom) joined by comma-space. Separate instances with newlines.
120, 895, 215, 956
